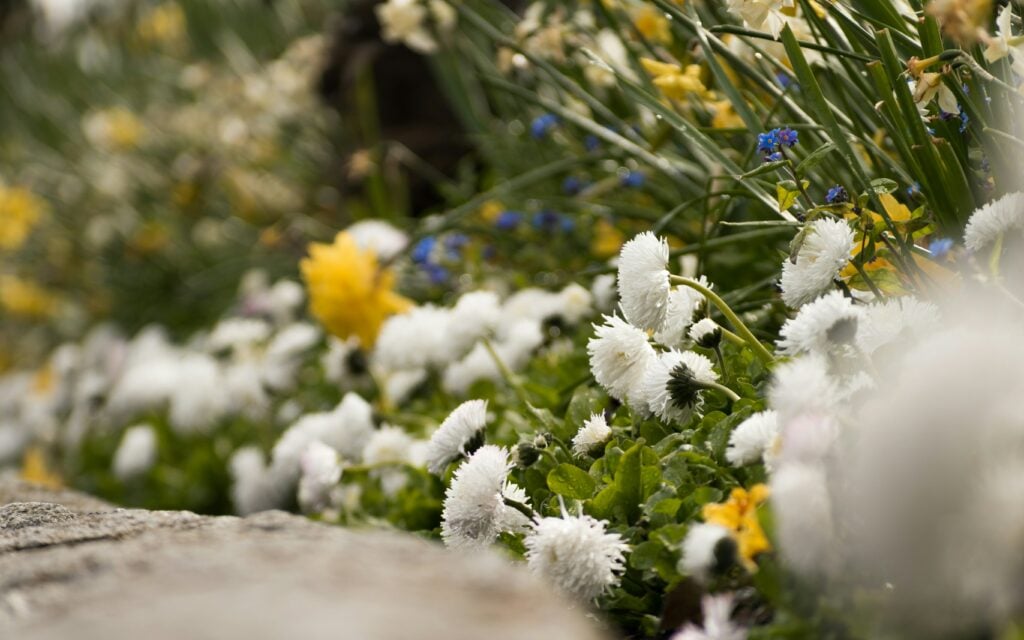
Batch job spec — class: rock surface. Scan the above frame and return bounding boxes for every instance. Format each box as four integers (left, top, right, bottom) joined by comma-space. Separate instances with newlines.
0, 479, 609, 640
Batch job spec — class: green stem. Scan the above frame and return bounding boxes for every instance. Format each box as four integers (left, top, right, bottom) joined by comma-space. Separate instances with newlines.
503, 497, 538, 522
482, 339, 531, 407
699, 380, 741, 403
670, 276, 774, 364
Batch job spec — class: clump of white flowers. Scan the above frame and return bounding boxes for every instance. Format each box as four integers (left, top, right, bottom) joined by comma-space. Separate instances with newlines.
726, 410, 779, 467
587, 315, 657, 406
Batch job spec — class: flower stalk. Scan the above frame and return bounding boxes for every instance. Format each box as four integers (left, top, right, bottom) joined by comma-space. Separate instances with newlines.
670, 276, 774, 364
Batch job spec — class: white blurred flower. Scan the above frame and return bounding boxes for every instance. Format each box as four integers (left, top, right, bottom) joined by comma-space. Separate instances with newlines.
777, 290, 862, 356
591, 273, 618, 312
346, 219, 408, 261
207, 317, 271, 353
376, 0, 439, 54
297, 441, 342, 513
963, 191, 1024, 252
855, 296, 940, 355
678, 523, 732, 581
169, 353, 227, 434
780, 218, 854, 308
670, 593, 747, 640
726, 410, 779, 467
112, 424, 158, 480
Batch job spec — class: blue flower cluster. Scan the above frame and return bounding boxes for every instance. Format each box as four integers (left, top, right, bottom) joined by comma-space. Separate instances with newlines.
825, 185, 848, 204
411, 233, 471, 284
530, 113, 559, 139
757, 127, 798, 162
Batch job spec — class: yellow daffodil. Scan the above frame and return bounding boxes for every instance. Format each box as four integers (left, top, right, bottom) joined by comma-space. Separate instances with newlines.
301, 231, 412, 347
478, 200, 506, 224
702, 484, 772, 570
707, 99, 745, 129
640, 58, 708, 101
633, 6, 672, 45
0, 186, 45, 250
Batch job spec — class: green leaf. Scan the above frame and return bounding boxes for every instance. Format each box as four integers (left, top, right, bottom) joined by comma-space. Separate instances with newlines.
738, 160, 787, 179
614, 441, 644, 523
794, 142, 837, 175
867, 178, 898, 195
547, 463, 597, 500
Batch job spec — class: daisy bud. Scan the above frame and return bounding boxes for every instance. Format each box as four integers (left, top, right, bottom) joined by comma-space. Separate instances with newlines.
688, 318, 722, 349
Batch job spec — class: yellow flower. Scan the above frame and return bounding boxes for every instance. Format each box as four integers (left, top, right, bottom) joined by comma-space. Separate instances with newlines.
591, 218, 625, 258
301, 231, 412, 347
633, 6, 672, 45
0, 186, 45, 250
702, 484, 772, 569
137, 1, 187, 47
85, 108, 143, 151
478, 200, 505, 224
0, 275, 59, 318
20, 446, 62, 490
640, 58, 708, 101
707, 99, 744, 129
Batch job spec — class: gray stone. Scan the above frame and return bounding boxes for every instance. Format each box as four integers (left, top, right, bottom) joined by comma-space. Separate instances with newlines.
0, 480, 611, 640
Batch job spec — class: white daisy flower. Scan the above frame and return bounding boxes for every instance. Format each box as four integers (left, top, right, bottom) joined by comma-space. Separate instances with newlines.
497, 480, 534, 534
856, 296, 940, 355
642, 350, 718, 424
426, 399, 489, 475
654, 278, 708, 347
297, 440, 342, 513
440, 445, 516, 550
587, 315, 658, 406
261, 322, 321, 392
524, 511, 629, 602
726, 410, 780, 467
671, 593, 747, 640
780, 218, 855, 308
678, 523, 733, 581
618, 231, 672, 332
572, 412, 612, 457
112, 424, 158, 480
777, 290, 863, 356
963, 191, 1024, 252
